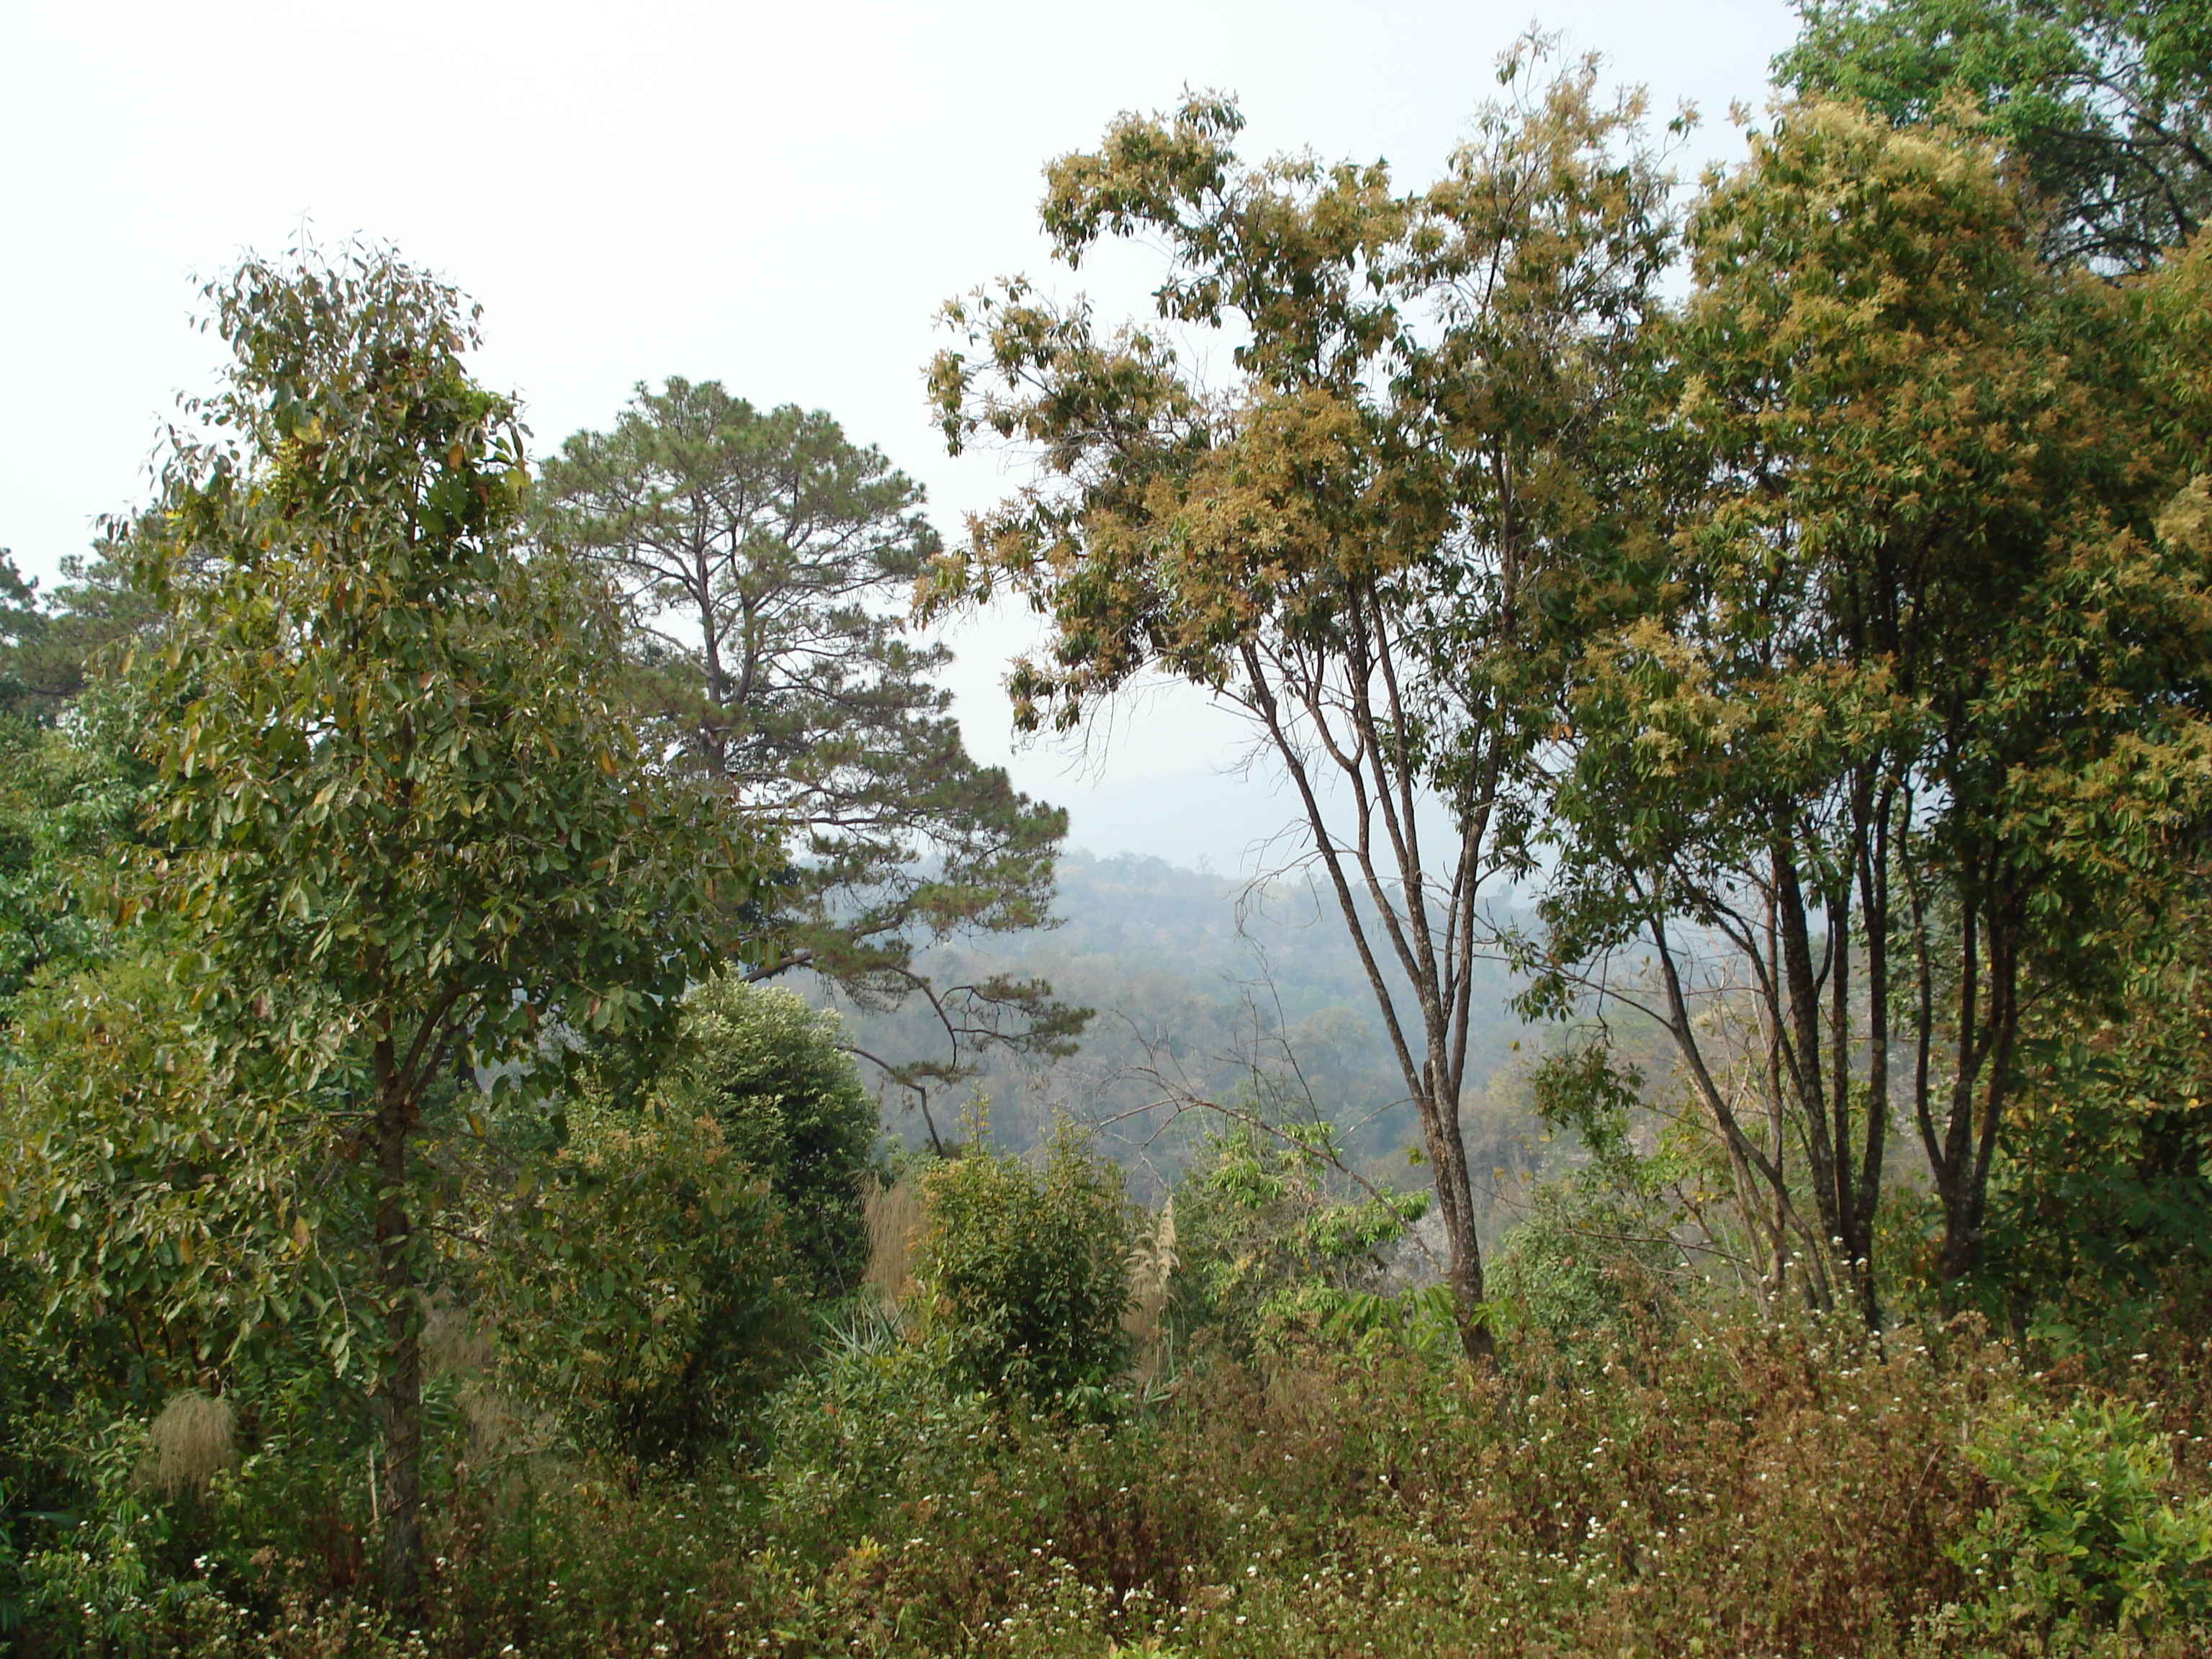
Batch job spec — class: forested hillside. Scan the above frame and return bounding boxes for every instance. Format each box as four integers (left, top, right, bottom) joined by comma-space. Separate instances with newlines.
829, 850, 1539, 1192
4, 4, 2212, 1655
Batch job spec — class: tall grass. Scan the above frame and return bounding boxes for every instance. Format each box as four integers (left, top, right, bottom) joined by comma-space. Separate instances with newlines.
51, 1293, 2212, 1658
863, 1176, 924, 1303
1125, 1200, 1177, 1388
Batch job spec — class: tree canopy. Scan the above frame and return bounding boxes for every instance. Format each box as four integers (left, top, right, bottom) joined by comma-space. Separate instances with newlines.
922, 45, 1678, 1359
1535, 97, 2212, 1313
536, 379, 1087, 1136
31, 245, 763, 1606
1779, 0, 2212, 267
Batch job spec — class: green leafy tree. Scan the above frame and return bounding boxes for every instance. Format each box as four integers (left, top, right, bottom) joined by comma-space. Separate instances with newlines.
1488, 1045, 1709, 1353
920, 45, 1676, 1359
71, 244, 757, 1606
1536, 102, 2212, 1311
1979, 485, 2212, 1328
1992, 952, 2212, 1338
535, 379, 1089, 1133
0, 557, 51, 722
0, 536, 166, 1020
1, 952, 266, 1627
1778, 0, 2212, 269
483, 1094, 805, 1463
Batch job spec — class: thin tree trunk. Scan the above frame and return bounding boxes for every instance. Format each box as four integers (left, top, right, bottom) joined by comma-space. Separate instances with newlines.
1419, 1064, 1496, 1364
1827, 878, 1859, 1298
1237, 639, 1495, 1363
373, 1035, 424, 1611
1648, 908, 1832, 1307
1940, 899, 2020, 1282
1773, 846, 1843, 1269
1851, 778, 1894, 1325
696, 529, 732, 781
1765, 898, 1791, 1299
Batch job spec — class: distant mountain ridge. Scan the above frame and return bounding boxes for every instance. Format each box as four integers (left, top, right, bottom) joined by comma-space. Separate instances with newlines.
819, 849, 1550, 1221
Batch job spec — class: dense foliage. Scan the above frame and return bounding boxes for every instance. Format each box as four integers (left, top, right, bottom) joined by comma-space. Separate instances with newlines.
1779, 0, 2212, 268
910, 1118, 1139, 1405
660, 973, 885, 1298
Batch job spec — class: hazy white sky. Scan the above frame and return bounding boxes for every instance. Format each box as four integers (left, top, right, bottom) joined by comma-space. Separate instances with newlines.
1, 0, 1800, 869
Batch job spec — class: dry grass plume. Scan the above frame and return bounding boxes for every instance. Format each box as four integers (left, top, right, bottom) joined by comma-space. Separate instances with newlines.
146, 1391, 235, 1498
863, 1176, 925, 1303
1125, 1197, 1177, 1385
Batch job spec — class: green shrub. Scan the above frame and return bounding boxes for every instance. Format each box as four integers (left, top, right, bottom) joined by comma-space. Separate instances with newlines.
665, 971, 883, 1298
1946, 1398, 2212, 1643
1488, 1177, 1673, 1352
1168, 1120, 1428, 1360
912, 1117, 1137, 1403
485, 1097, 806, 1462
760, 1325, 999, 1548
1489, 1042, 1714, 1357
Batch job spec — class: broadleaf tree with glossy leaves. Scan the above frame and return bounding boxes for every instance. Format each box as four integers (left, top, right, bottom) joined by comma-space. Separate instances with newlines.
104, 246, 760, 1606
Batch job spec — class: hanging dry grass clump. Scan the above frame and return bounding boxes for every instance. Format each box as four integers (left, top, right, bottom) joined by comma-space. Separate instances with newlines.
146, 1390, 236, 1498
423, 1301, 495, 1378
423, 1302, 527, 1465
863, 1176, 925, 1302
1125, 1197, 1177, 1385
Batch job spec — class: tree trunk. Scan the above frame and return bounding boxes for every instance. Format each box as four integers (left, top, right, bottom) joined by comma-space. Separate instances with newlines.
1237, 638, 1498, 1364
1770, 846, 1854, 1312
1416, 1074, 1495, 1363
373, 1043, 424, 1611
1650, 912, 1833, 1310
1915, 875, 2022, 1290
1849, 781, 1893, 1326
1936, 917, 2018, 1284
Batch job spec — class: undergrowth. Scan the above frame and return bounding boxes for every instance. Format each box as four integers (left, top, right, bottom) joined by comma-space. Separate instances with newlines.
17, 1295, 2212, 1658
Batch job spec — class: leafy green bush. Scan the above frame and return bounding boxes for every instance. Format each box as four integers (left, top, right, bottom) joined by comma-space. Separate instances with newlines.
760, 1324, 999, 1548
1489, 1179, 1663, 1344
485, 1097, 806, 1462
912, 1117, 1136, 1403
1169, 1120, 1431, 1359
664, 971, 883, 1298
1488, 1043, 1697, 1355
1946, 1398, 2212, 1643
